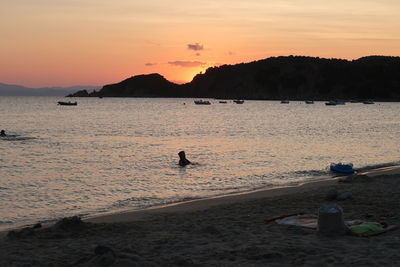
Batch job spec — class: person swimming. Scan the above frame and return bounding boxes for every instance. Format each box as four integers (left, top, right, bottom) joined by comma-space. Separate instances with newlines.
178, 151, 191, 166
0, 130, 6, 137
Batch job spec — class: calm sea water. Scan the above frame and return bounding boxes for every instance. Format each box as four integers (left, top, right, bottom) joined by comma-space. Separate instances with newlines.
0, 96, 399, 231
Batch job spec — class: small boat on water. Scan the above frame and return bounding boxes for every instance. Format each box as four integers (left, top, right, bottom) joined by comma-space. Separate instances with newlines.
280, 100, 289, 104
325, 100, 346, 106
219, 101, 227, 104
233, 100, 244, 104
330, 163, 355, 174
325, 101, 337, 106
58, 101, 77, 106
363, 100, 375, 104
194, 100, 211, 105
305, 100, 314, 104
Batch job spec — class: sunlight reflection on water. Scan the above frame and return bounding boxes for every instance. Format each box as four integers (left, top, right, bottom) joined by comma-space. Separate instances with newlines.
0, 97, 399, 230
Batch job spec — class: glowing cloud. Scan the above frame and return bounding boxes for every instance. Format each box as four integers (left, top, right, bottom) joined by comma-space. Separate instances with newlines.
145, 63, 157, 66
187, 43, 204, 51
168, 61, 206, 67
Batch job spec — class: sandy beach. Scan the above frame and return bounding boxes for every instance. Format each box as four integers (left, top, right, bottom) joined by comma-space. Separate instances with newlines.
1, 166, 400, 266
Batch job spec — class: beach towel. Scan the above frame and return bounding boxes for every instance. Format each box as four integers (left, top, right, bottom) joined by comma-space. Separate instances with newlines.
266, 214, 365, 231
274, 214, 319, 229
267, 215, 400, 237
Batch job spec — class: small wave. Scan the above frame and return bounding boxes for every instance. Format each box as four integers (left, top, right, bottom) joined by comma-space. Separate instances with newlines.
292, 169, 330, 177
0, 220, 14, 224
112, 196, 163, 209
356, 161, 400, 173
110, 195, 206, 212
180, 196, 202, 201
0, 135, 36, 141
274, 169, 330, 181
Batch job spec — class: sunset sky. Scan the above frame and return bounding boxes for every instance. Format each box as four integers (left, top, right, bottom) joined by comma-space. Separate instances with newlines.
1, 0, 400, 87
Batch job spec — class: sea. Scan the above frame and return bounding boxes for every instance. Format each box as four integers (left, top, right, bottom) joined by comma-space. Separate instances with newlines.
0, 96, 399, 231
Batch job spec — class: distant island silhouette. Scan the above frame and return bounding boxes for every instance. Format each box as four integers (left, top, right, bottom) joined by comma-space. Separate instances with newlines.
68, 55, 400, 101
0, 83, 100, 96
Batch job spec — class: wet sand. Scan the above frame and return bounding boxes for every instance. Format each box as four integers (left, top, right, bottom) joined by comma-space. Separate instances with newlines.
1, 166, 400, 266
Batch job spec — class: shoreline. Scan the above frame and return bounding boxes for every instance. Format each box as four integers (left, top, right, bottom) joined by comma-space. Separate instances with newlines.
85, 178, 337, 224
2, 165, 399, 234
85, 165, 400, 224
2, 165, 400, 266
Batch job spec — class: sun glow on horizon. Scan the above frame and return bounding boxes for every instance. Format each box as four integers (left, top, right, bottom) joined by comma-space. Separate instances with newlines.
1, 0, 400, 87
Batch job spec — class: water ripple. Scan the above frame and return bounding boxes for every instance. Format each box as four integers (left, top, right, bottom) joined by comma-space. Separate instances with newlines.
1, 97, 399, 231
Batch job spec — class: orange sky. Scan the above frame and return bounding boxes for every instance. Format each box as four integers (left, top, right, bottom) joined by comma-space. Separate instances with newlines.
1, 0, 400, 87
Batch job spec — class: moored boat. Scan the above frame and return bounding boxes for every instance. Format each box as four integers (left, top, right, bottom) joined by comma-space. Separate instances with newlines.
194, 100, 211, 105
363, 100, 375, 104
233, 100, 244, 104
280, 100, 289, 104
305, 100, 314, 104
325, 101, 337, 106
58, 101, 77, 106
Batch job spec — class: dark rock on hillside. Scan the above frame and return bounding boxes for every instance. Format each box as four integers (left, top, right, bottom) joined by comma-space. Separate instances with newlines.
68, 56, 400, 101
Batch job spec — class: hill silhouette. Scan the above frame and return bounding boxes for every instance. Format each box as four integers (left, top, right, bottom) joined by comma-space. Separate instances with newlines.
68, 56, 400, 101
